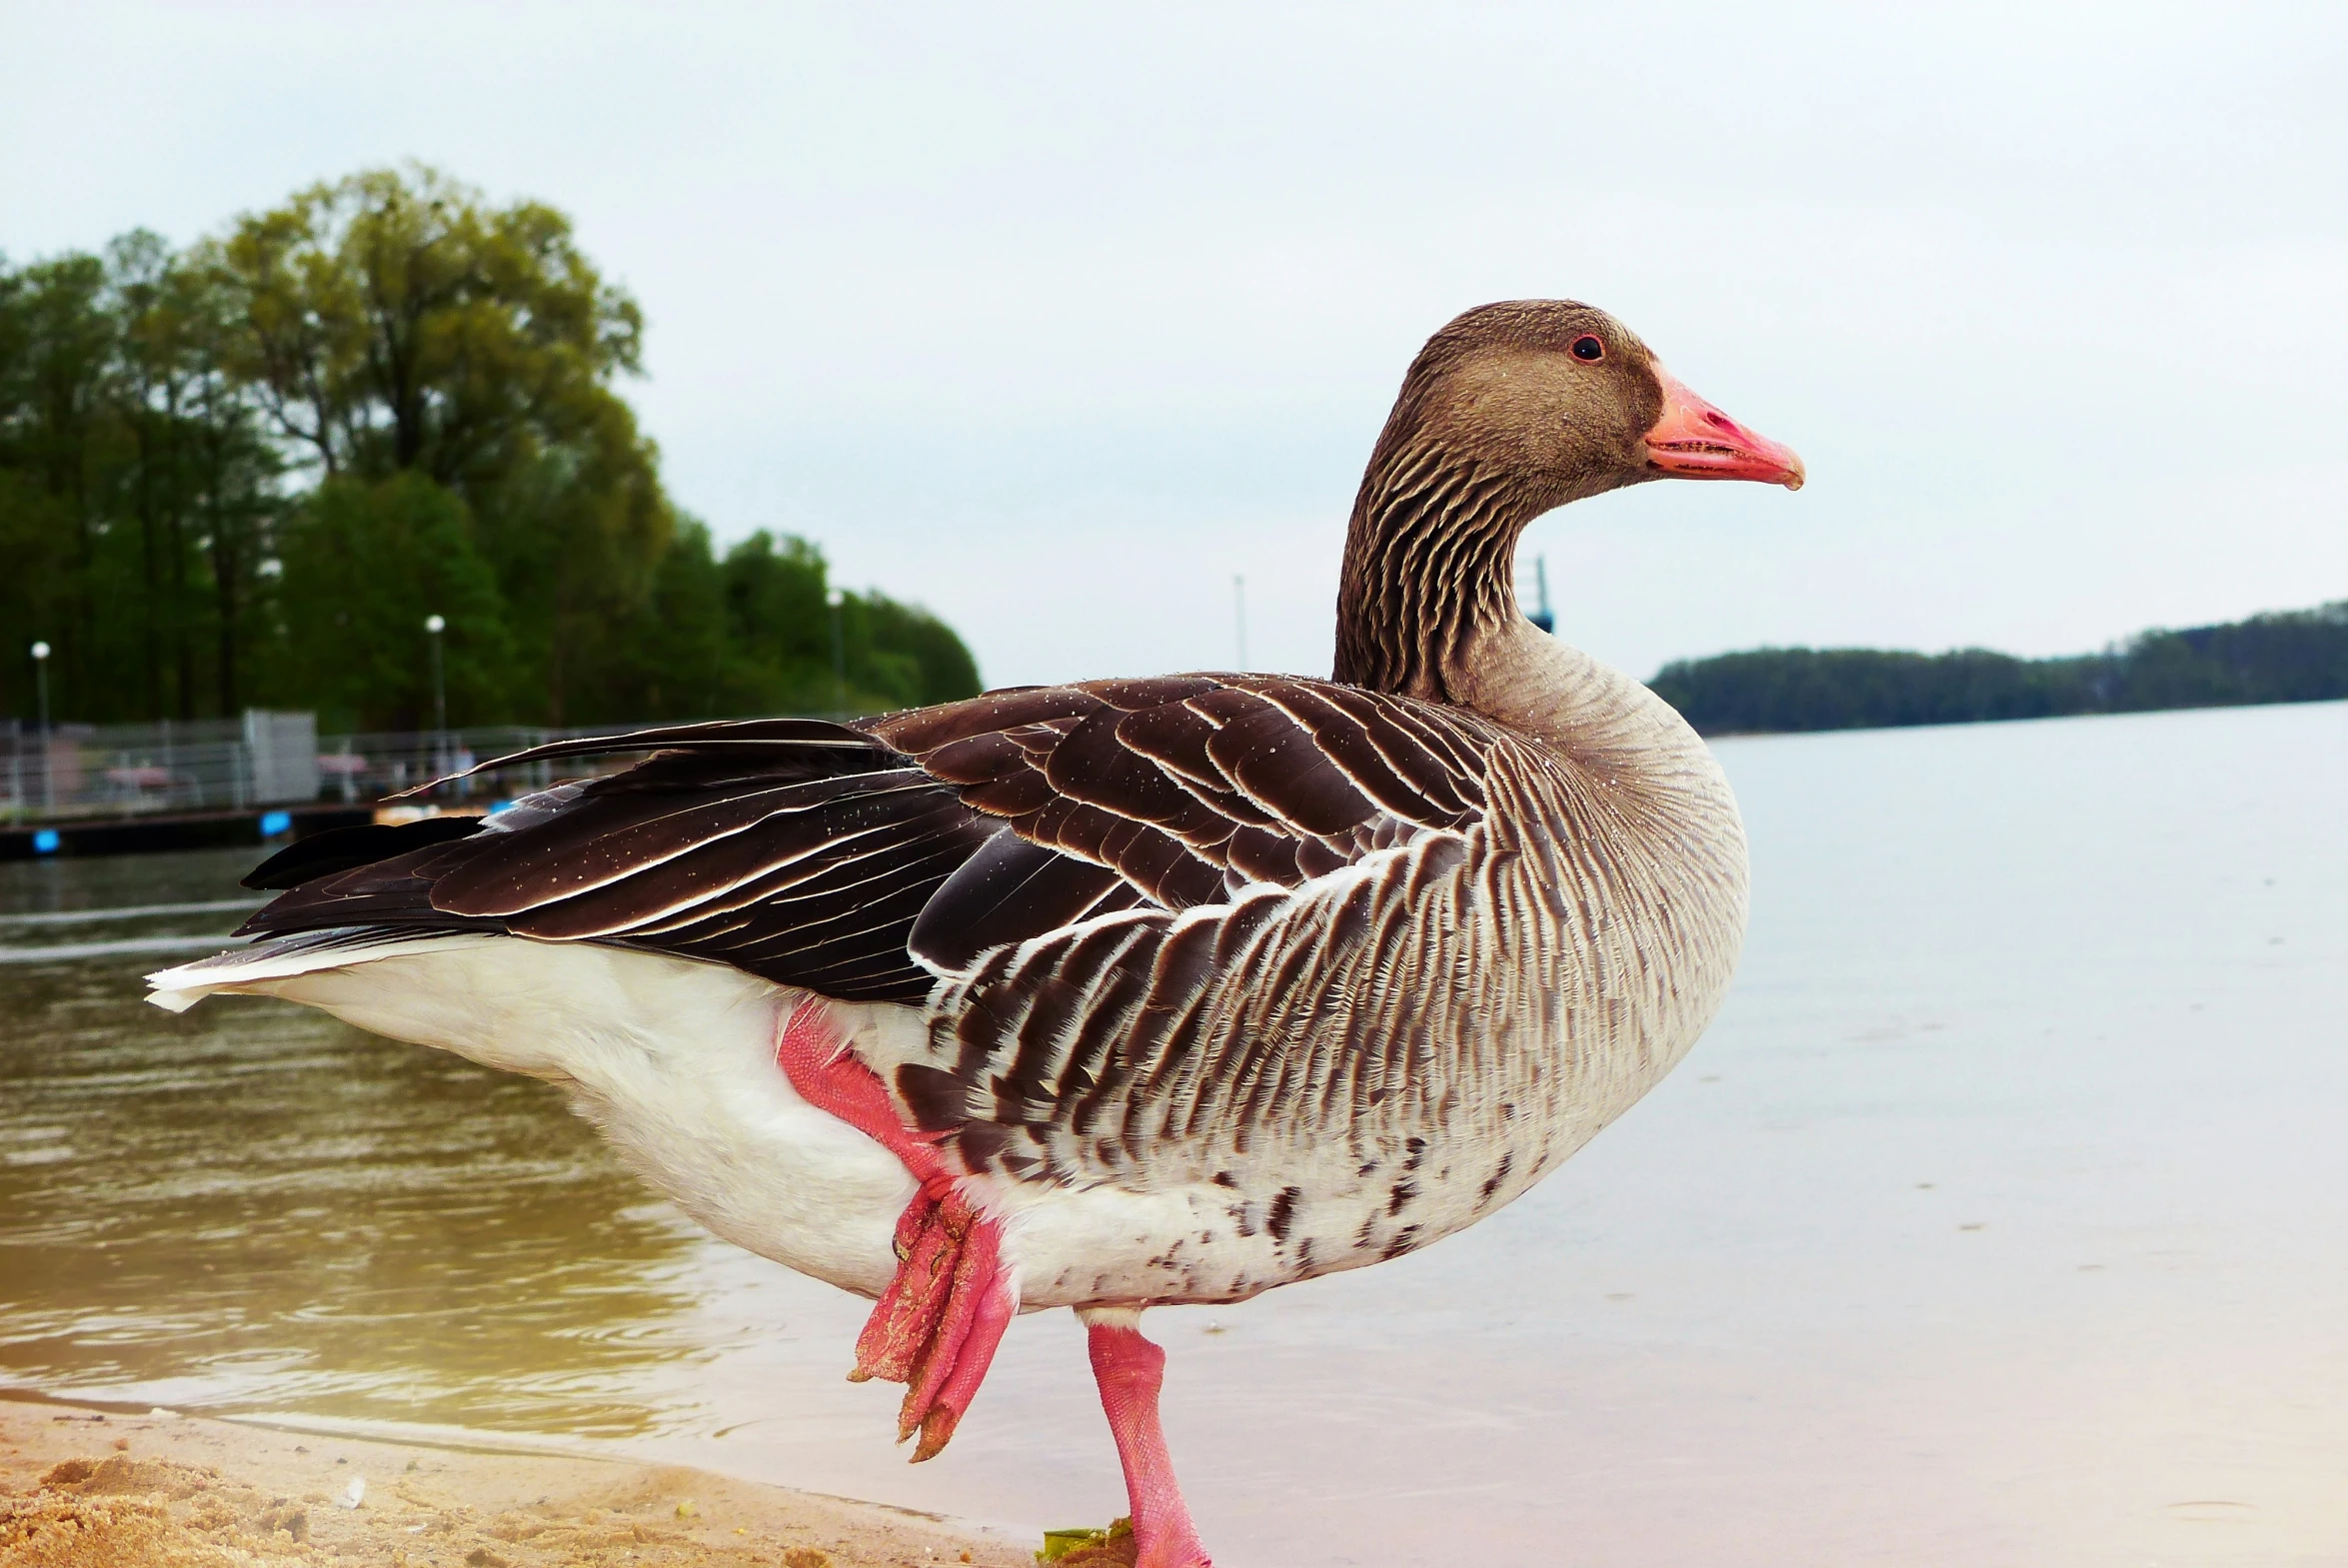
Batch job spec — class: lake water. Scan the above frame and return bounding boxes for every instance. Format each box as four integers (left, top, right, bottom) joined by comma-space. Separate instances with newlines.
3, 701, 2343, 1566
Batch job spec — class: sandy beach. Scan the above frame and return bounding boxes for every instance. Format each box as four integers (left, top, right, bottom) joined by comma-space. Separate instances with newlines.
0, 1398, 1040, 1568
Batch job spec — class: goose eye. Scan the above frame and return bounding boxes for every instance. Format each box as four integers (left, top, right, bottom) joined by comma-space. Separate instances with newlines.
1569, 335, 1605, 363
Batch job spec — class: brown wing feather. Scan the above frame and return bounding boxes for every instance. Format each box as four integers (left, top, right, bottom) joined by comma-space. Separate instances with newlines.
866, 675, 1491, 898
239, 679, 1497, 1050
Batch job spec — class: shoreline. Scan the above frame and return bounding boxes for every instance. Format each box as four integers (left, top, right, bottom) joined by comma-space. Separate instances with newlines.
0, 1392, 1034, 1567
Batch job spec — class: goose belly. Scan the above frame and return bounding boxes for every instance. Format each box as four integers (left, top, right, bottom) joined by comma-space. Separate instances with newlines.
994, 1121, 1555, 1309
181, 935, 1666, 1315
994, 981, 1715, 1309
254, 938, 1419, 1311
242, 938, 919, 1298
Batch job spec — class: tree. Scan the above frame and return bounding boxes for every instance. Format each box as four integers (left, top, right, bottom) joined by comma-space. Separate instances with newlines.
210, 164, 645, 486
208, 164, 665, 721
719, 531, 836, 712
1, 166, 988, 734
577, 524, 984, 721
0, 239, 285, 725
274, 473, 515, 732
1648, 602, 2348, 736
585, 519, 733, 722
106, 232, 284, 717
0, 252, 117, 721
860, 594, 982, 708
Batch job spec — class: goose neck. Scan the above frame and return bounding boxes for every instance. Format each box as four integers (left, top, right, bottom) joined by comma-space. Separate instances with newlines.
1331, 442, 1549, 703
1330, 440, 1699, 768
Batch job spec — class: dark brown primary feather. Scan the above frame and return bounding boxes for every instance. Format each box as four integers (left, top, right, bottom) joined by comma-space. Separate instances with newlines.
909, 832, 1135, 972
239, 726, 997, 1003
243, 815, 487, 889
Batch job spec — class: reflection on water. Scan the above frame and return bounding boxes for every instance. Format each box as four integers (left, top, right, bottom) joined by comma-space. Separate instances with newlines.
0, 847, 260, 920
0, 848, 706, 1436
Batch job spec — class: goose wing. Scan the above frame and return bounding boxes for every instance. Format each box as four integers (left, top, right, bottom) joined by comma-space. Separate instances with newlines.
867, 675, 1490, 960
236, 682, 1502, 1174
236, 718, 1000, 1002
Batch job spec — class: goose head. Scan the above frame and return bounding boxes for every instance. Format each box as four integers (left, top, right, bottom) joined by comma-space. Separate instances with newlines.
1334, 299, 1803, 700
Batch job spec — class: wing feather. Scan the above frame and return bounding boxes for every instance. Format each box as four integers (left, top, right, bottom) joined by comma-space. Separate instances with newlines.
235, 675, 1508, 1169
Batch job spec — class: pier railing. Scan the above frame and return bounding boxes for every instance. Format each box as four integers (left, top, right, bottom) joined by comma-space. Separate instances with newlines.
1, 713, 796, 824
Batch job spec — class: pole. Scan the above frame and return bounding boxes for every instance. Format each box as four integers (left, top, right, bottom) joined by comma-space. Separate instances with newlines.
1232, 576, 1247, 671
30, 641, 51, 813
424, 615, 447, 776
31, 643, 49, 737
826, 589, 847, 716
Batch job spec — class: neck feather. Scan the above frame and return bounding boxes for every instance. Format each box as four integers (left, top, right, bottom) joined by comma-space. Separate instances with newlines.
1331, 435, 1692, 767
1331, 440, 1544, 701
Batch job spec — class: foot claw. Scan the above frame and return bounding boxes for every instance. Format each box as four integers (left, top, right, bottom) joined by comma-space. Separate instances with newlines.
895, 1202, 1001, 1431
855, 1190, 970, 1385
911, 1405, 958, 1463
777, 1002, 1018, 1461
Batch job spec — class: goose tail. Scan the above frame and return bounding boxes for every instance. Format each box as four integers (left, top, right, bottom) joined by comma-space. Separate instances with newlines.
145, 928, 496, 1012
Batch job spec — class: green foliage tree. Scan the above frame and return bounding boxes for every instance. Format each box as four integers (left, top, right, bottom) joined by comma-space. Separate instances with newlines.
1649, 602, 2348, 735
275, 474, 516, 731
0, 237, 282, 724
719, 531, 836, 712
0, 163, 983, 738
585, 520, 735, 722
0, 251, 118, 721
861, 594, 983, 710
580, 524, 983, 721
207, 164, 664, 722
107, 231, 284, 718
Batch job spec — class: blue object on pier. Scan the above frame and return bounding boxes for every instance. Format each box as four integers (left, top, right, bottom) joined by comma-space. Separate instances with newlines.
259, 810, 293, 838
31, 828, 61, 854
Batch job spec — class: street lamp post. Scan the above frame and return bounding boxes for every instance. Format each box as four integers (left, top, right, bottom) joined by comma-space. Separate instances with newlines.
825, 589, 847, 716
29, 641, 51, 813
424, 615, 447, 776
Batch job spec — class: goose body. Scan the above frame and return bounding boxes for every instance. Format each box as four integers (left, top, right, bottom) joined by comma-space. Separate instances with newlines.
149, 301, 1799, 1567
155, 642, 1741, 1307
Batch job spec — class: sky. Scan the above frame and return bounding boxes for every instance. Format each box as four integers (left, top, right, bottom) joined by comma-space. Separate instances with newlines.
4, 2, 2343, 688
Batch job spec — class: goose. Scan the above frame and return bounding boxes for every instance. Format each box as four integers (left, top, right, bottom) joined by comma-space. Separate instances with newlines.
148, 300, 1801, 1568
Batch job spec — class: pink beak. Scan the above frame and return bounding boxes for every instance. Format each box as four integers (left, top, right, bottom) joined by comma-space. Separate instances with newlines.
1641, 367, 1805, 490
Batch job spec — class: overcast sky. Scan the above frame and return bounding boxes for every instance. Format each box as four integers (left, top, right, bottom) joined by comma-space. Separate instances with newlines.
6, 2, 2342, 688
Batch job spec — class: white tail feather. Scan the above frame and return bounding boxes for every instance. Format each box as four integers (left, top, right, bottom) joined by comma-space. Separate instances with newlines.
146, 930, 498, 1012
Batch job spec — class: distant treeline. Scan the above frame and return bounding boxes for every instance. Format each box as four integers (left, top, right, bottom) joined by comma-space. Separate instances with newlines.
0, 164, 980, 733
1650, 602, 2348, 736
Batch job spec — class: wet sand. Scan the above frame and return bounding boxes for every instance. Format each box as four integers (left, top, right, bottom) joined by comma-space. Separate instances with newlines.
0, 1398, 1033, 1568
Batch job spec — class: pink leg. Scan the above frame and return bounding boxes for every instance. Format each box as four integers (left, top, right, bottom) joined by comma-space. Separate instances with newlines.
776, 1001, 1016, 1460
1086, 1310, 1212, 1568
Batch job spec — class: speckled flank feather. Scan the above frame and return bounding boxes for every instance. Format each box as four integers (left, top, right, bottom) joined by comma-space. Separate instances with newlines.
882, 645, 1746, 1302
